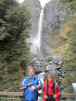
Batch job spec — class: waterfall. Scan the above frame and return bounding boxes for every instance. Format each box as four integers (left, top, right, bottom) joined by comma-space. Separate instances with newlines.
31, 0, 51, 55
31, 8, 44, 55
36, 8, 44, 52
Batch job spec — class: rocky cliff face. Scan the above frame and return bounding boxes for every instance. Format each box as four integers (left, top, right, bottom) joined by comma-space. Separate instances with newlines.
23, 0, 41, 37
42, 0, 66, 57
23, 0, 67, 58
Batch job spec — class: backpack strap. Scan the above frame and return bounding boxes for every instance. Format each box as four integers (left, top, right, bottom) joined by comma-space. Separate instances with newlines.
46, 79, 49, 97
53, 81, 56, 95
52, 81, 55, 101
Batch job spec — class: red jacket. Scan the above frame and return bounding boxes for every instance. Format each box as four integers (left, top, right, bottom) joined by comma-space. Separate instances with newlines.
43, 79, 61, 101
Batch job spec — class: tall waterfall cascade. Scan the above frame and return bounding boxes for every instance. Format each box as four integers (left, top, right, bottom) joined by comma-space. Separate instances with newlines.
31, 9, 44, 54
31, 0, 51, 56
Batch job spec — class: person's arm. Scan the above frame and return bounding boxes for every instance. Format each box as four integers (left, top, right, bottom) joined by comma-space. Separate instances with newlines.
37, 79, 42, 89
20, 79, 25, 91
21, 79, 28, 89
31, 78, 42, 91
56, 84, 61, 98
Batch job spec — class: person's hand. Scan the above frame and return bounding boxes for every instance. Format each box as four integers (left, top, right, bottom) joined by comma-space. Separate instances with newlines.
38, 89, 42, 94
20, 86, 24, 90
30, 86, 36, 91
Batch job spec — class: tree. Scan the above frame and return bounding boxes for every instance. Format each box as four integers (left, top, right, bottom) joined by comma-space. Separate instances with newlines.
61, 0, 76, 69
64, 17, 76, 69
61, 0, 76, 12
0, 0, 31, 91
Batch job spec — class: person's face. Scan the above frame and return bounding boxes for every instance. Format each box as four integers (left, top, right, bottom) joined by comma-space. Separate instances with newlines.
28, 67, 35, 76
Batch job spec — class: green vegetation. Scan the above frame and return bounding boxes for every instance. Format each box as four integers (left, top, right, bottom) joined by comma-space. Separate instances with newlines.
62, 0, 76, 11
64, 17, 76, 69
0, 0, 31, 91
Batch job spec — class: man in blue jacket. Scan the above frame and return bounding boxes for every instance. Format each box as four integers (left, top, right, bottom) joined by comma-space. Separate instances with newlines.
22, 65, 42, 101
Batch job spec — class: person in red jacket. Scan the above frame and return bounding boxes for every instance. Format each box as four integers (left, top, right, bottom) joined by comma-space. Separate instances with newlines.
43, 73, 61, 101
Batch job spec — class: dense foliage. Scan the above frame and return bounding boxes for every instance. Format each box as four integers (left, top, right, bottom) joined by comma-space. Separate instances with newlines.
61, 0, 76, 11
0, 0, 31, 91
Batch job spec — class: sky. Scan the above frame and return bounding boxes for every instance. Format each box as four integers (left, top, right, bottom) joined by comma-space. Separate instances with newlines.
39, 0, 51, 8
16, 0, 24, 3
16, 0, 51, 7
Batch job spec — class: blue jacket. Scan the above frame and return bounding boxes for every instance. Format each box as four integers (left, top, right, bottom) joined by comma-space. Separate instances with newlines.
22, 76, 41, 101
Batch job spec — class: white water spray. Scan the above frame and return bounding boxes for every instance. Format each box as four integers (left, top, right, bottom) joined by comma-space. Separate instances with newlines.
16, 0, 24, 4
31, 0, 51, 55
34, 9, 44, 53
39, 0, 51, 8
